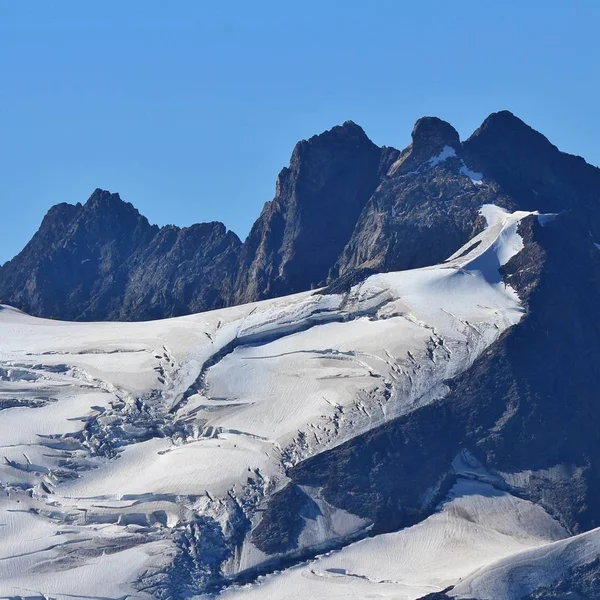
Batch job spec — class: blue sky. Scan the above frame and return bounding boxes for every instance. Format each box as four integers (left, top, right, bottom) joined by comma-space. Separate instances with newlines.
1, 1, 599, 264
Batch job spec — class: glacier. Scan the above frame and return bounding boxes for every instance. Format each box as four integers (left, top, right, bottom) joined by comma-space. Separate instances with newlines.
1, 206, 590, 599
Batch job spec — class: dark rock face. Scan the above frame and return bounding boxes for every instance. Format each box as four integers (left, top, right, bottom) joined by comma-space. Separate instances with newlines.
0, 189, 241, 320
252, 213, 600, 553
331, 156, 513, 278
330, 116, 497, 278
0, 190, 157, 320
464, 110, 600, 237
118, 222, 241, 321
1, 111, 600, 322
251, 484, 320, 555
232, 121, 398, 304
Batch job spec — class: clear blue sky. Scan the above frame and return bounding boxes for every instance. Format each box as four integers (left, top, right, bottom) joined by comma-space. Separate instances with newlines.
1, 0, 599, 264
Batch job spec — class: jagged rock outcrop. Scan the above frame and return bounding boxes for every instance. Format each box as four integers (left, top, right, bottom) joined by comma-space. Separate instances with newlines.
0, 189, 241, 320
232, 121, 399, 303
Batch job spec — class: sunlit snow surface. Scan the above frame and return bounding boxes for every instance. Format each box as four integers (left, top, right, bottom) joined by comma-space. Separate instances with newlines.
0, 206, 582, 599
219, 479, 570, 600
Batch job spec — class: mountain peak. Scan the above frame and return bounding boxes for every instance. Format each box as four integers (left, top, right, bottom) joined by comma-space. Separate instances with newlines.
466, 110, 553, 150
237, 119, 385, 304
476, 109, 526, 128
286, 121, 378, 185
411, 116, 460, 153
299, 120, 373, 153
387, 116, 460, 175
85, 188, 128, 209
339, 119, 368, 135
83, 188, 149, 225
86, 187, 120, 203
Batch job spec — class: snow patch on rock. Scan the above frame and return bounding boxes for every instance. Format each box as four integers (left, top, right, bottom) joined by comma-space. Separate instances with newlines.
428, 144, 457, 166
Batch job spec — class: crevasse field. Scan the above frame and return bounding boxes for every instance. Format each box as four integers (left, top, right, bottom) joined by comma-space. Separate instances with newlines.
1, 206, 597, 599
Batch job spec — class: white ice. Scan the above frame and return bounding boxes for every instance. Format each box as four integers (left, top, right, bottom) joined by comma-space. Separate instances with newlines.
428, 144, 457, 166
216, 480, 568, 600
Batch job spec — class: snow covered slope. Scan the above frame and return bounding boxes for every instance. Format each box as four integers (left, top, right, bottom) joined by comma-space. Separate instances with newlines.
450, 526, 600, 600
0, 206, 551, 598
217, 479, 569, 600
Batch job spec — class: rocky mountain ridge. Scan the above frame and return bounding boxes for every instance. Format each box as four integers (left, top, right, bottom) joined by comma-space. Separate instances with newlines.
1, 110, 600, 321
